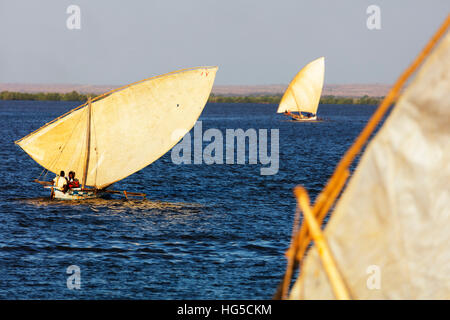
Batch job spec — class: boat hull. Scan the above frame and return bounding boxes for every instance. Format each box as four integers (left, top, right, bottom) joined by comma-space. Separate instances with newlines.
44, 186, 100, 200
289, 114, 317, 121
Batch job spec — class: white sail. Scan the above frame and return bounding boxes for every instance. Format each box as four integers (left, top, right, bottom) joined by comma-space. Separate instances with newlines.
16, 66, 218, 189
277, 57, 324, 114
289, 32, 450, 299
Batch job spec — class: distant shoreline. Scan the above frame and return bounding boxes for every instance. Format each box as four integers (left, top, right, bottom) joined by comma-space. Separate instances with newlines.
208, 94, 383, 105
0, 90, 383, 105
0, 82, 391, 96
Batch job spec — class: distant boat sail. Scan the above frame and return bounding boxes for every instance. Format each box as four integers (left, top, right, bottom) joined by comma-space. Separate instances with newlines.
277, 57, 325, 121
15, 66, 218, 200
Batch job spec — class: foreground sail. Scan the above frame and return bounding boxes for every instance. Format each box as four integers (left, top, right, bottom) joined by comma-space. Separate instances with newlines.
277, 57, 324, 121
16, 66, 218, 197
287, 28, 450, 298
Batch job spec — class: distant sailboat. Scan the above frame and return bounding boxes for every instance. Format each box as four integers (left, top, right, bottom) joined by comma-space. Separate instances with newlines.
15, 66, 218, 200
277, 16, 450, 299
277, 57, 325, 121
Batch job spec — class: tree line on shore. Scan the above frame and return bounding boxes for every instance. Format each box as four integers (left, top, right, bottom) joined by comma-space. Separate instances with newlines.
209, 94, 383, 105
0, 90, 383, 105
0, 91, 97, 102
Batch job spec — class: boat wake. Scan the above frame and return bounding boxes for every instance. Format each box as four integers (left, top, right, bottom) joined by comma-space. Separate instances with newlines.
13, 197, 204, 213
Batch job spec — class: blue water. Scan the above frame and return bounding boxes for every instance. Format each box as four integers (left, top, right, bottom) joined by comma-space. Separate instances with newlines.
0, 100, 376, 299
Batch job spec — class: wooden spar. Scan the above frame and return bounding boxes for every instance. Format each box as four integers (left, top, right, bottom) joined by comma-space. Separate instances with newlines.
103, 189, 146, 198
34, 179, 52, 186
81, 97, 92, 190
293, 186, 350, 300
295, 169, 349, 261
289, 87, 303, 117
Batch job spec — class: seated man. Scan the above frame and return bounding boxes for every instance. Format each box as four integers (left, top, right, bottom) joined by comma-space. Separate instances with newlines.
53, 171, 68, 191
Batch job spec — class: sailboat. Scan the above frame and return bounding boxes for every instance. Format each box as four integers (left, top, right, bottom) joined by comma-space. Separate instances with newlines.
15, 66, 218, 200
277, 57, 325, 121
277, 16, 450, 299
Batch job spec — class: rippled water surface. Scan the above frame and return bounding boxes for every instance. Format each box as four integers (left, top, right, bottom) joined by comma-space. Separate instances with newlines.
0, 100, 376, 299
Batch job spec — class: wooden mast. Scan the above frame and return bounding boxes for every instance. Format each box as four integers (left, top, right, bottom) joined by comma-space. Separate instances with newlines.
81, 97, 92, 190
291, 88, 304, 119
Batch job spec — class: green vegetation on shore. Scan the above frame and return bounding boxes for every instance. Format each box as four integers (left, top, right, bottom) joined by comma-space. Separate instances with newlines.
0, 91, 97, 102
0, 90, 383, 105
209, 94, 383, 105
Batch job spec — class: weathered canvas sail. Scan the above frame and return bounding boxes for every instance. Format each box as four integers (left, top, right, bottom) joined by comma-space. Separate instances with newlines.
289, 32, 450, 299
277, 57, 324, 114
16, 66, 218, 189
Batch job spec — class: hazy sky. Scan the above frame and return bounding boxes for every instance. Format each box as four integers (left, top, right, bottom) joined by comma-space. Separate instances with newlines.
0, 0, 449, 85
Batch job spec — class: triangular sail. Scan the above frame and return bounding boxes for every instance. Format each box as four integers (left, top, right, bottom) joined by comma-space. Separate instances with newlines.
15, 66, 218, 189
289, 32, 450, 299
277, 57, 325, 114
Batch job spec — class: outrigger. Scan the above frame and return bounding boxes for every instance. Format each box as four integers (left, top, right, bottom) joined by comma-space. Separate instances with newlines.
15, 66, 218, 200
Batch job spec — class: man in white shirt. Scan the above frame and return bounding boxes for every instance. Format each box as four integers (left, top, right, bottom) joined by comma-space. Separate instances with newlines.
53, 171, 67, 191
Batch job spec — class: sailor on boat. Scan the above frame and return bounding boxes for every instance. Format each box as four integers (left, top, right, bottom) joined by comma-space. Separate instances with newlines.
52, 171, 68, 191
284, 110, 315, 120
303, 112, 315, 119
64, 171, 80, 192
